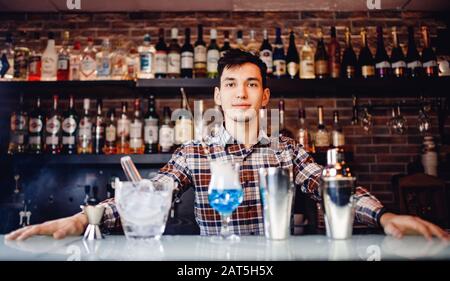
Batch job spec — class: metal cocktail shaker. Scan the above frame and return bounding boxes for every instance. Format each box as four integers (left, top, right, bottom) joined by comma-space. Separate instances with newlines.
259, 167, 295, 240
320, 148, 356, 240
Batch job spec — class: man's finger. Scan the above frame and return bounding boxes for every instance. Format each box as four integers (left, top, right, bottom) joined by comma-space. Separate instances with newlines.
53, 224, 77, 240
417, 218, 449, 241
16, 226, 44, 241
409, 219, 432, 240
5, 227, 31, 240
384, 222, 403, 239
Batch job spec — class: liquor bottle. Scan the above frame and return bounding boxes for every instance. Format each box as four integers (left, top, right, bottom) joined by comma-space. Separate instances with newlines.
315, 29, 329, 79
111, 39, 128, 80
138, 34, 155, 79
436, 30, 450, 77
194, 24, 207, 78
92, 99, 105, 155
27, 32, 42, 81
8, 94, 28, 154
341, 27, 357, 78
155, 28, 168, 78
181, 28, 194, 78
45, 95, 62, 154
175, 89, 193, 145
297, 108, 310, 152
13, 31, 30, 80
62, 95, 78, 155
259, 29, 273, 76
103, 109, 117, 155
116, 102, 130, 154
328, 27, 341, 78
236, 30, 245, 51
28, 97, 44, 154
144, 94, 159, 154
220, 30, 231, 57
57, 31, 70, 81
41, 32, 58, 81
247, 30, 259, 55
194, 99, 204, 141
406, 26, 423, 77
421, 26, 439, 77
126, 43, 139, 80
375, 26, 391, 78
300, 30, 315, 79
0, 32, 14, 80
129, 98, 144, 154
273, 27, 286, 79
77, 98, 93, 154
80, 37, 97, 80
96, 38, 112, 80
391, 27, 407, 78
159, 106, 175, 153
286, 30, 299, 79
69, 41, 81, 80
358, 28, 375, 78
168, 28, 181, 78
314, 106, 330, 151
207, 29, 220, 78
331, 111, 345, 148
278, 100, 293, 139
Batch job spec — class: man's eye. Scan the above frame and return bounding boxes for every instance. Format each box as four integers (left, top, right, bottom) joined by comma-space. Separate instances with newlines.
225, 82, 235, 87
249, 83, 258, 87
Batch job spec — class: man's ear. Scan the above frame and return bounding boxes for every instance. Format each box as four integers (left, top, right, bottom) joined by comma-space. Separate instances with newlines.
214, 86, 222, 106
261, 87, 270, 107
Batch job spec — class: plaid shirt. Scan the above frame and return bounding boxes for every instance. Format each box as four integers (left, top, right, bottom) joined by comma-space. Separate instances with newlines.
101, 126, 385, 235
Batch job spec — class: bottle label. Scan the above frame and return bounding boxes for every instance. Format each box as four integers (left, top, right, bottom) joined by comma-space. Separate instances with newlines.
46, 117, 61, 134
46, 135, 59, 145
315, 60, 329, 75
130, 138, 143, 149
42, 56, 57, 77
392, 61, 406, 68
423, 60, 438, 68
69, 55, 81, 80
300, 60, 315, 78
298, 129, 309, 150
78, 118, 92, 139
140, 53, 153, 72
130, 121, 143, 138
29, 118, 43, 133
106, 126, 116, 142
273, 59, 286, 76
81, 56, 96, 77
207, 49, 220, 73
315, 131, 330, 147
287, 62, 299, 77
28, 56, 41, 76
96, 56, 111, 77
144, 119, 159, 144
330, 62, 340, 78
159, 126, 174, 149
62, 117, 77, 134
345, 66, 356, 77
57, 55, 70, 70
375, 61, 391, 69
117, 119, 130, 137
168, 53, 181, 74
155, 51, 168, 74
11, 115, 26, 131
181, 51, 194, 69
260, 50, 273, 73
62, 136, 75, 145
361, 65, 375, 77
29, 136, 41, 145
194, 45, 207, 63
175, 119, 193, 144
331, 131, 345, 147
111, 55, 127, 77
407, 60, 422, 69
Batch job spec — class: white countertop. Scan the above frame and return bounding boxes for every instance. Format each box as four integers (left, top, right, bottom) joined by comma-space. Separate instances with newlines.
1, 235, 449, 261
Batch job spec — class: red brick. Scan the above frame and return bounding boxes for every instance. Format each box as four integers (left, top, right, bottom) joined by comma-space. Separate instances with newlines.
372, 136, 408, 144
370, 164, 406, 173
356, 146, 389, 154
376, 155, 412, 163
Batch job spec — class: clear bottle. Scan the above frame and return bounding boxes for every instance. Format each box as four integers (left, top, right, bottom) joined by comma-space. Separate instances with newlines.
300, 30, 315, 79
181, 28, 194, 78
315, 106, 330, 151
96, 38, 112, 80
116, 102, 130, 154
69, 41, 82, 80
159, 106, 175, 153
62, 95, 78, 155
28, 97, 44, 154
45, 95, 62, 154
8, 94, 28, 155
155, 28, 168, 78
144, 94, 160, 154
41, 32, 58, 81
126, 43, 139, 80
0, 32, 15, 80
278, 100, 293, 139
77, 98, 93, 154
57, 31, 71, 81
92, 99, 105, 155
138, 34, 155, 79
103, 109, 117, 155
111, 39, 128, 80
246, 30, 259, 55
331, 111, 345, 149
421, 136, 438, 177
27, 32, 42, 81
194, 99, 204, 142
194, 24, 207, 78
167, 28, 181, 78
175, 89, 193, 145
207, 29, 220, 78
13, 31, 30, 80
80, 37, 97, 80
129, 98, 144, 154
259, 29, 273, 76
297, 108, 310, 152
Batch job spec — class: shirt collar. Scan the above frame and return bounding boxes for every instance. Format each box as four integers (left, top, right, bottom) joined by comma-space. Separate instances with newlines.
205, 125, 271, 147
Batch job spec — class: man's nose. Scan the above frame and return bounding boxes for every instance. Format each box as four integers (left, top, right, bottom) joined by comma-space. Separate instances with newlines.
235, 84, 248, 99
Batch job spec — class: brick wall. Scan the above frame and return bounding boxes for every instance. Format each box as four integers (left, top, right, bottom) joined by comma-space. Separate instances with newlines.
1, 11, 449, 209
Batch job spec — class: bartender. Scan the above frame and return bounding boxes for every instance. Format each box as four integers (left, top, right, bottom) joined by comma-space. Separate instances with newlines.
5, 49, 449, 241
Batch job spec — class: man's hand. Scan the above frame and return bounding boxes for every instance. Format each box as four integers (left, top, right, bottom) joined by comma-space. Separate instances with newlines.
4, 213, 88, 241
380, 212, 449, 241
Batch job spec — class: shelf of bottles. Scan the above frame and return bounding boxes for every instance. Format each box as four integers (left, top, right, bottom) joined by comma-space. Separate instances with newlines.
1, 25, 448, 98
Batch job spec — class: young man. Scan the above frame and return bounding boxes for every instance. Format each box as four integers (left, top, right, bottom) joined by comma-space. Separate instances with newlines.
6, 49, 448, 241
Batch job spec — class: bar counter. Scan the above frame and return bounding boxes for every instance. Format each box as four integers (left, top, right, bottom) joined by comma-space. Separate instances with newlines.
1, 235, 449, 261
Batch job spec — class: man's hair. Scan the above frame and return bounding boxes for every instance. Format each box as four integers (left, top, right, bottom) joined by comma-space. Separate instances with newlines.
217, 48, 268, 89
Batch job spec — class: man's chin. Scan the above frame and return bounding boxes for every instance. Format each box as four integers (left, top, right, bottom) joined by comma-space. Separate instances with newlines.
225, 108, 257, 122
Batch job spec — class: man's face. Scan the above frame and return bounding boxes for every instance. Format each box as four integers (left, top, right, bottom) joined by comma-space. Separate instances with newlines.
214, 63, 270, 123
